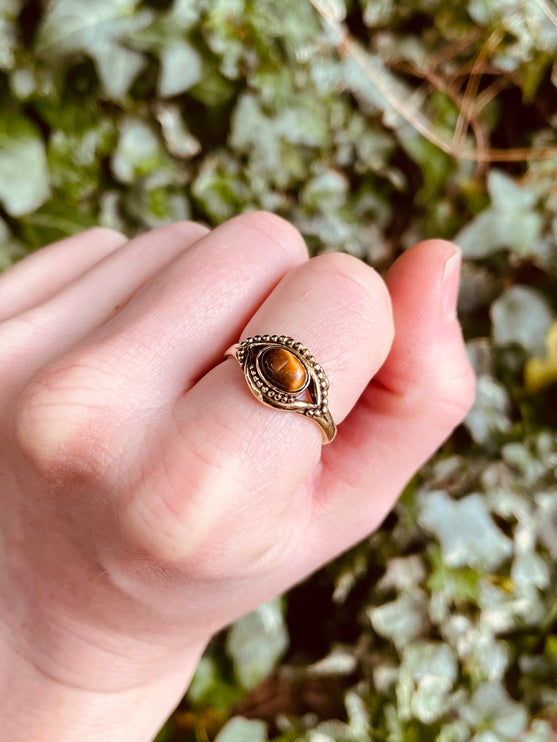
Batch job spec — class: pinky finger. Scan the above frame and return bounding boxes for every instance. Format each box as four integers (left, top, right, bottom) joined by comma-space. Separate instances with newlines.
0, 227, 128, 322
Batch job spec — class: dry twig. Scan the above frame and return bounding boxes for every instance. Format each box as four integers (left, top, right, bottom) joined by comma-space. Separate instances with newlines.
309, 0, 557, 164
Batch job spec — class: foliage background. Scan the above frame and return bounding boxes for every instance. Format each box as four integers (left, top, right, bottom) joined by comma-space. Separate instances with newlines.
1, 0, 557, 739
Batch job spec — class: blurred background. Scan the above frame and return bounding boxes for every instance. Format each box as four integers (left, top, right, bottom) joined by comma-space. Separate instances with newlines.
1, 0, 556, 740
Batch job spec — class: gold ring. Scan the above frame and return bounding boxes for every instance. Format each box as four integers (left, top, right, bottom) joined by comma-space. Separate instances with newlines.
225, 335, 336, 444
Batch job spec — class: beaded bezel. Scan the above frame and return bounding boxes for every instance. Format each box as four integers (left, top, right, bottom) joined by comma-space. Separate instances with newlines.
235, 335, 330, 419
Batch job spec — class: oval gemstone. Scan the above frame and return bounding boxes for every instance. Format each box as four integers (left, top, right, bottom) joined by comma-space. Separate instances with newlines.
259, 347, 307, 393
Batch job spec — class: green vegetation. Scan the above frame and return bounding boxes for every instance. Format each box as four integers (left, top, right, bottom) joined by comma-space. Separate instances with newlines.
1, 0, 556, 739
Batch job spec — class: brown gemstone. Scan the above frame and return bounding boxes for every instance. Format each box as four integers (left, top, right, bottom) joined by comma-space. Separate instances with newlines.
259, 347, 307, 393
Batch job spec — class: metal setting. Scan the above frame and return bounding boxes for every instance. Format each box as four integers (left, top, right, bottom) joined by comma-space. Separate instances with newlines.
225, 335, 336, 443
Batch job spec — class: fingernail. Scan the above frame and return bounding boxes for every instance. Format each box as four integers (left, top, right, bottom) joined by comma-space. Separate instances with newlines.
441, 249, 461, 318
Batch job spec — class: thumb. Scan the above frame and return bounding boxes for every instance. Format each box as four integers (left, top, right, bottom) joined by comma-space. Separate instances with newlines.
304, 239, 476, 561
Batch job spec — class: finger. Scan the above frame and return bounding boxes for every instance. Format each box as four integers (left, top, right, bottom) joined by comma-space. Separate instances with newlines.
25, 212, 310, 407
1, 221, 209, 389
307, 240, 476, 564
13, 213, 310, 490
123, 251, 394, 568
0, 228, 128, 322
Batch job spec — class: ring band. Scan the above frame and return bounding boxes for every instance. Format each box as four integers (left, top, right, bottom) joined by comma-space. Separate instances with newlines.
224, 335, 336, 444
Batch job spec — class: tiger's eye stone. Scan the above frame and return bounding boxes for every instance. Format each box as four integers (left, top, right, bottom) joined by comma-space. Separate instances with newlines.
260, 347, 307, 393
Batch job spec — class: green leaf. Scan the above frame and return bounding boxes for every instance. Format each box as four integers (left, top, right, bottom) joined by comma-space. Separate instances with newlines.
36, 0, 149, 99
93, 42, 145, 101
204, 0, 247, 80
47, 119, 115, 201
214, 717, 268, 742
111, 117, 176, 184
0, 0, 21, 71
460, 682, 528, 739
367, 591, 429, 651
301, 170, 349, 212
0, 218, 26, 270
192, 151, 251, 222
0, 113, 50, 216
463, 375, 512, 447
427, 546, 481, 604
158, 40, 202, 97
418, 491, 513, 571
535, 491, 557, 560
226, 597, 289, 690
361, 0, 395, 27
185, 655, 244, 713
491, 286, 554, 357
455, 171, 543, 259
18, 199, 96, 246
155, 103, 201, 158
165, 0, 200, 31
397, 642, 458, 723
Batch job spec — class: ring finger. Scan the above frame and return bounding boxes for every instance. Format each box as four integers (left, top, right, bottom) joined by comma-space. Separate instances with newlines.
124, 251, 394, 569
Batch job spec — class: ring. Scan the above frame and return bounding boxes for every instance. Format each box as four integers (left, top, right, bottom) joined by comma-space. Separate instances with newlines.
224, 335, 336, 444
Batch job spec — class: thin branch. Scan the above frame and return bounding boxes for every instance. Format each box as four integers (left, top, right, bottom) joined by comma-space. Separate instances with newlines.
408, 64, 490, 170
473, 77, 510, 113
309, 0, 557, 163
534, 0, 557, 30
453, 30, 503, 146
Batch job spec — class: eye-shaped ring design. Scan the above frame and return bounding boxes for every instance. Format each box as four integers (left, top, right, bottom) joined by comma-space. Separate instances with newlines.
225, 335, 336, 443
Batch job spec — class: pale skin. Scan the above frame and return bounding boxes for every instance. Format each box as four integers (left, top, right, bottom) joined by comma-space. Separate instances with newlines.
0, 212, 475, 741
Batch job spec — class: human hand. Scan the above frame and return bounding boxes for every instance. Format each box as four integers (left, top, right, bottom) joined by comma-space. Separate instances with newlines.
0, 213, 475, 741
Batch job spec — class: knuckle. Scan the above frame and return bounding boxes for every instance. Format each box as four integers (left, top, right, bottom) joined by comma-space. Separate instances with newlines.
313, 252, 394, 335
0, 316, 35, 368
158, 220, 210, 244
233, 211, 309, 262
431, 355, 477, 423
315, 252, 390, 305
125, 437, 244, 567
85, 226, 128, 246
123, 427, 292, 577
14, 358, 118, 483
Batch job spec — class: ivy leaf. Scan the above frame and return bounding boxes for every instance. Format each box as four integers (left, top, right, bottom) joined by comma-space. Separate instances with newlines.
0, 0, 22, 71
36, 0, 149, 99
535, 491, 557, 560
397, 642, 458, 723
204, 0, 247, 80
164, 0, 200, 31
186, 655, 243, 713
491, 285, 554, 357
418, 491, 513, 571
111, 117, 177, 184
158, 40, 202, 97
214, 717, 268, 742
0, 218, 26, 270
455, 171, 543, 259
367, 591, 429, 651
192, 151, 251, 222
226, 597, 289, 690
464, 375, 512, 448
361, 0, 395, 27
155, 104, 201, 159
130, 0, 203, 97
427, 546, 481, 605
460, 682, 528, 739
525, 322, 557, 393
0, 113, 50, 216
441, 614, 511, 683
301, 170, 349, 212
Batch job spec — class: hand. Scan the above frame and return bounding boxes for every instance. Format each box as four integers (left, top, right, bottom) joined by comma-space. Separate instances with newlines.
0, 213, 475, 741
